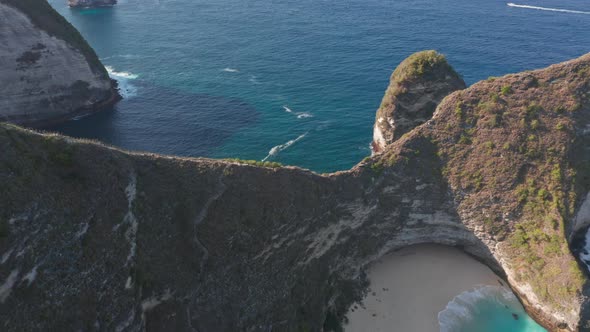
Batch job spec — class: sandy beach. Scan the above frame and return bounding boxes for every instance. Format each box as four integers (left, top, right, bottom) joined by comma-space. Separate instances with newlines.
344, 244, 505, 332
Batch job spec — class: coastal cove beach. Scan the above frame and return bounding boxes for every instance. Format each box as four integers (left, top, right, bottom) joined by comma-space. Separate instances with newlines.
344, 245, 546, 331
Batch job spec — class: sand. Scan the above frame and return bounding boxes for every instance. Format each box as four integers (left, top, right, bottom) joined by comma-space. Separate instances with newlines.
344, 244, 505, 332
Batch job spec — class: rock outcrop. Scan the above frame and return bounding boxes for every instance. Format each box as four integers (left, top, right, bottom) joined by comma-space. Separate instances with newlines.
372, 50, 466, 153
68, 0, 117, 8
0, 0, 120, 128
1, 53, 590, 332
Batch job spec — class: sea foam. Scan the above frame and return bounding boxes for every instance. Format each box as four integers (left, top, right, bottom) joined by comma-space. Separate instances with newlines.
283, 106, 314, 119
223, 68, 240, 73
578, 227, 590, 272
507, 3, 590, 15
438, 285, 547, 332
106, 66, 139, 99
438, 286, 515, 331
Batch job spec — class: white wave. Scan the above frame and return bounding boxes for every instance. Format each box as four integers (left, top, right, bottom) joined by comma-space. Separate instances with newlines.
101, 54, 144, 61
438, 285, 520, 332
283, 106, 314, 119
249, 75, 261, 84
507, 3, 590, 15
579, 228, 590, 272
223, 68, 239, 73
106, 66, 139, 99
106, 66, 139, 79
262, 133, 307, 162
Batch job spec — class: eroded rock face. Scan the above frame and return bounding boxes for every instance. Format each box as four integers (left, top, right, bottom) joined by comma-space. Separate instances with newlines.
1, 53, 590, 331
372, 50, 466, 153
0, 0, 119, 127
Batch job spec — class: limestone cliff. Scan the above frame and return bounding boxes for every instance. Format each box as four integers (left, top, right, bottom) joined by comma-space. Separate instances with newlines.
0, 0, 120, 127
372, 50, 466, 153
1, 53, 590, 332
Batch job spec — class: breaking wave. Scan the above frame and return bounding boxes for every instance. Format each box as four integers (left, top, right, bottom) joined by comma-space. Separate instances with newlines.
507, 3, 590, 15
438, 285, 546, 332
262, 133, 307, 161
106, 66, 138, 99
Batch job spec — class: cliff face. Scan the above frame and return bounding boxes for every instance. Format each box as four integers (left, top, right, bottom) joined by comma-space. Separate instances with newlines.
0, 0, 119, 128
1, 53, 590, 332
372, 50, 466, 153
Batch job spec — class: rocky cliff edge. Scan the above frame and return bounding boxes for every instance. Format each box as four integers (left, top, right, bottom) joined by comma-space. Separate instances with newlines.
1, 52, 590, 331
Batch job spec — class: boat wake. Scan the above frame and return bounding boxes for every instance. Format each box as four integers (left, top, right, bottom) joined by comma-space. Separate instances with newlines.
106, 66, 139, 99
262, 133, 307, 161
507, 3, 590, 15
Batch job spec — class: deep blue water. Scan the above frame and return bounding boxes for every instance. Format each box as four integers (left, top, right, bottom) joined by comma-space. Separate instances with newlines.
47, 0, 590, 173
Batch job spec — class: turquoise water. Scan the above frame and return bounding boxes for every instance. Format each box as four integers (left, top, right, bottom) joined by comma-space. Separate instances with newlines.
439, 286, 546, 332
47, 0, 590, 173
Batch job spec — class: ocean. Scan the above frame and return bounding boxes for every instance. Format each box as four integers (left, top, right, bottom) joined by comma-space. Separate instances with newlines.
47, 0, 590, 174
46, 0, 589, 330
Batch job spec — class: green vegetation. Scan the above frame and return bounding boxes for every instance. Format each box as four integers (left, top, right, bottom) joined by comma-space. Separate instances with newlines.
1, 0, 107, 77
490, 92, 500, 103
454, 102, 464, 120
392, 50, 459, 83
224, 158, 282, 168
458, 134, 471, 145
501, 85, 513, 96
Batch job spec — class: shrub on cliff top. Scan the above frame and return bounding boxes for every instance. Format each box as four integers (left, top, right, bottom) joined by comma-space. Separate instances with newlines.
392, 50, 460, 83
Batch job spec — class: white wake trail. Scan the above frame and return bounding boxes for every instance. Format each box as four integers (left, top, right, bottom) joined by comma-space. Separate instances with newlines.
507, 3, 590, 15
262, 133, 307, 161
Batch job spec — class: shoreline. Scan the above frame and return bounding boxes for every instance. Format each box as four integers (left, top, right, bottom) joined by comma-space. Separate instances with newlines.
344, 244, 508, 332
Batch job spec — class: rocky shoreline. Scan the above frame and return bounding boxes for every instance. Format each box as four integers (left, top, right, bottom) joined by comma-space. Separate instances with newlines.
22, 80, 122, 129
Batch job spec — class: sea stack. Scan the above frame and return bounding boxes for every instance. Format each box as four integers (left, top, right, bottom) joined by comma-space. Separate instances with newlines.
372, 50, 466, 153
68, 0, 117, 8
0, 0, 120, 127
